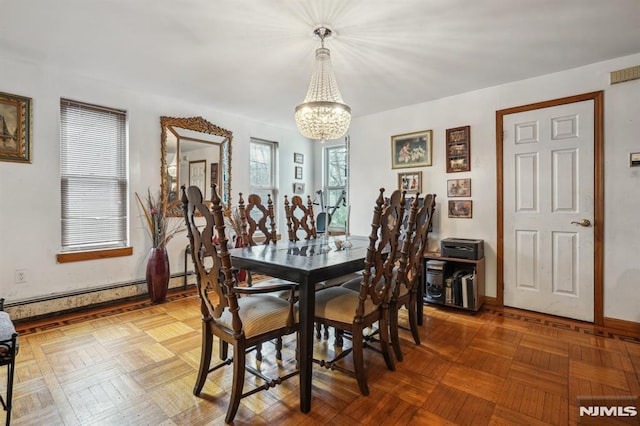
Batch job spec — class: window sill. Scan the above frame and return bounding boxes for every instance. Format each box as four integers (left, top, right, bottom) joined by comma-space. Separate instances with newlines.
56, 247, 133, 263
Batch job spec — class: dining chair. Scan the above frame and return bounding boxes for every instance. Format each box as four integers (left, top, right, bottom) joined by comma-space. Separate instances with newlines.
181, 185, 299, 424
312, 188, 406, 396
390, 193, 436, 361
238, 192, 277, 245
284, 195, 317, 241
283, 193, 337, 339
0, 299, 18, 426
237, 192, 298, 361
237, 192, 277, 286
285, 194, 362, 339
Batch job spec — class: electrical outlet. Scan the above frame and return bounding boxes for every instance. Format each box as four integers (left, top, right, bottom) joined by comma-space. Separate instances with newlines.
15, 269, 27, 284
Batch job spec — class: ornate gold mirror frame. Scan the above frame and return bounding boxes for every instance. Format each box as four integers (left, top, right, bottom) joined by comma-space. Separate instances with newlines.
160, 116, 232, 216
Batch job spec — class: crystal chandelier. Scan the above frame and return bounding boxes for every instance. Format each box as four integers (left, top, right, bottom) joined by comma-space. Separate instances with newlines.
295, 26, 351, 142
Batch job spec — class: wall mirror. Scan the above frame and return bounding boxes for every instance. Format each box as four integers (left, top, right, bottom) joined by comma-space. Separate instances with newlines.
161, 116, 232, 216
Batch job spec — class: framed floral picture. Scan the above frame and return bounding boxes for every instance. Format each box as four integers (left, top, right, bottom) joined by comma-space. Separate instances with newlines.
398, 171, 422, 194
0, 91, 32, 163
391, 129, 432, 169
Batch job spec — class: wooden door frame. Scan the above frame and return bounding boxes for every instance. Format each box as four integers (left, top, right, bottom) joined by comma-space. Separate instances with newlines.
495, 91, 604, 325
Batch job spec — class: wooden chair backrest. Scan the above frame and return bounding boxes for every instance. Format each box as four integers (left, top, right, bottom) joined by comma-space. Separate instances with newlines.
284, 195, 317, 241
182, 185, 243, 334
355, 188, 406, 315
396, 194, 437, 296
238, 193, 277, 246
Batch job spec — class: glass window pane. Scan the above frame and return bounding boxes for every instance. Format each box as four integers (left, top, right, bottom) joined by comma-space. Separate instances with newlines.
249, 142, 273, 187
326, 189, 347, 228
327, 146, 347, 187
249, 139, 277, 226
324, 145, 348, 231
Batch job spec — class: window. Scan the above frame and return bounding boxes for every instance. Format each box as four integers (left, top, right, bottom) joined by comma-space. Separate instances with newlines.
249, 138, 277, 219
324, 145, 348, 230
60, 99, 128, 252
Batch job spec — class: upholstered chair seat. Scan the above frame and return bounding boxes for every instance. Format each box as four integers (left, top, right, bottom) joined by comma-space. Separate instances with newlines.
316, 272, 363, 290
313, 287, 378, 323
219, 295, 299, 338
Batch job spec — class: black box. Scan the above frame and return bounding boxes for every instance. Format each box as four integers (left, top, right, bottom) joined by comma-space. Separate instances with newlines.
425, 260, 445, 303
441, 238, 484, 260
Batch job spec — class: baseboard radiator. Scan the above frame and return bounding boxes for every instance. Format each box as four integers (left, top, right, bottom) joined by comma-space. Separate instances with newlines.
4, 274, 195, 322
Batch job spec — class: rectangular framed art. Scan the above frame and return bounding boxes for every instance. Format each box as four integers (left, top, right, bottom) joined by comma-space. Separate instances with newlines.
447, 178, 471, 197
391, 129, 432, 169
446, 125, 470, 173
294, 152, 304, 164
295, 166, 303, 180
0, 91, 32, 163
398, 171, 422, 194
448, 200, 472, 218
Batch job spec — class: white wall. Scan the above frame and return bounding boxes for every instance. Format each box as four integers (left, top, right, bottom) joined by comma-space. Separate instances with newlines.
2, 50, 638, 324
347, 53, 640, 323
0, 55, 312, 303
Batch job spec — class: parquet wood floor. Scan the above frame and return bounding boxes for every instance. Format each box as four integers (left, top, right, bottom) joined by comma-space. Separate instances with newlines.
5, 290, 640, 425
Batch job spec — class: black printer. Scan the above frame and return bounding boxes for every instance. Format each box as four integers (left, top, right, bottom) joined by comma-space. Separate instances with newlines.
441, 238, 484, 260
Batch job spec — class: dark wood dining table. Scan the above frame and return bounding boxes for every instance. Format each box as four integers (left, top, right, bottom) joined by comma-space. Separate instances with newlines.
228, 235, 369, 413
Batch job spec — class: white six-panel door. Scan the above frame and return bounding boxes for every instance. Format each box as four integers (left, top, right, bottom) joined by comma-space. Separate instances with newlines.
502, 100, 595, 322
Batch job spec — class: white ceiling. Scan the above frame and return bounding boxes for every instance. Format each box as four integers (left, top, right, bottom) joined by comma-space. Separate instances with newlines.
3, 0, 640, 129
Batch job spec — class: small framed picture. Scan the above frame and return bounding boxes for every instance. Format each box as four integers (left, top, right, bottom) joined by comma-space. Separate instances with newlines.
293, 182, 305, 194
446, 125, 470, 173
398, 171, 422, 194
448, 200, 472, 218
0, 91, 32, 163
391, 129, 432, 169
294, 152, 304, 164
295, 166, 303, 180
447, 178, 471, 197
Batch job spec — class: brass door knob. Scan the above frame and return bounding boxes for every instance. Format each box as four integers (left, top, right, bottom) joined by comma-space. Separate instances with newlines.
570, 219, 591, 227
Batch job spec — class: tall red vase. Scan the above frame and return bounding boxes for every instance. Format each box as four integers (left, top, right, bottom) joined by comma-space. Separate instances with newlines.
234, 236, 247, 282
146, 246, 170, 303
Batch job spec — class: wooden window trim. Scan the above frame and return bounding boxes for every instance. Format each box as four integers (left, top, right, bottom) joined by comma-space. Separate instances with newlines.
56, 247, 133, 263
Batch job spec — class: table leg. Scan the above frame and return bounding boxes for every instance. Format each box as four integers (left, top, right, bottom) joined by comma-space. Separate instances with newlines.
298, 278, 314, 413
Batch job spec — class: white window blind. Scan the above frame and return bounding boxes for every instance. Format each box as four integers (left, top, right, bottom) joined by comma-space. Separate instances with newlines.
60, 99, 128, 251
